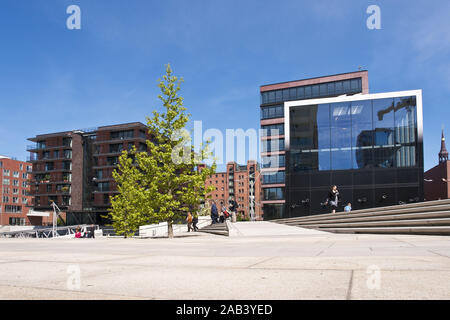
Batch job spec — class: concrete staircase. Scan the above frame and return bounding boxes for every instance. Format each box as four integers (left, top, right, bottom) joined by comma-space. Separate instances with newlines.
199, 222, 229, 236
273, 199, 450, 236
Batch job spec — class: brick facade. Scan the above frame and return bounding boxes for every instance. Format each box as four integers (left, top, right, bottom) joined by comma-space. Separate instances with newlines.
0, 156, 33, 225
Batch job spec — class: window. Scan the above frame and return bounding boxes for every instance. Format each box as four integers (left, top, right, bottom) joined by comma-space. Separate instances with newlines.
37, 141, 46, 149
43, 151, 50, 159
98, 182, 110, 192
261, 124, 284, 137
263, 204, 285, 220
12, 197, 19, 204
13, 171, 19, 178
22, 173, 27, 179
3, 187, 9, 194
62, 137, 72, 147
64, 150, 72, 159
3, 169, 10, 176
9, 217, 25, 226
3, 196, 9, 203
22, 181, 27, 188
62, 161, 71, 170
22, 198, 28, 204
5, 205, 21, 213
107, 157, 119, 166
263, 188, 284, 200
262, 171, 285, 184
373, 98, 395, 168
262, 155, 285, 168
260, 105, 284, 120
331, 102, 352, 170
54, 150, 60, 158
12, 180, 19, 187
12, 188, 18, 194
109, 143, 123, 153
45, 162, 54, 171
261, 139, 285, 153
3, 179, 10, 185
111, 130, 134, 140
394, 96, 417, 168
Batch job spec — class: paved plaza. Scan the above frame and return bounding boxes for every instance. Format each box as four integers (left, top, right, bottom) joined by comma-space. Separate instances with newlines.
1, 222, 450, 300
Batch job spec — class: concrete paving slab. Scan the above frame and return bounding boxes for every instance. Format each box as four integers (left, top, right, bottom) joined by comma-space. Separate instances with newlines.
0, 228, 450, 300
350, 270, 450, 299
230, 221, 329, 237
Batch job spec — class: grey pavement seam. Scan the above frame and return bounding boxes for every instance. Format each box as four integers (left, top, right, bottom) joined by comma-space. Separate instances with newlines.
427, 249, 450, 259
246, 256, 276, 268
315, 242, 335, 256
0, 283, 152, 300
346, 270, 354, 300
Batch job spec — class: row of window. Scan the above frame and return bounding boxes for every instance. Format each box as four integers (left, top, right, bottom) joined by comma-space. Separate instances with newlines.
34, 196, 71, 206
262, 155, 286, 168
2, 179, 26, 187
261, 124, 285, 137
261, 78, 362, 105
35, 161, 72, 172
263, 187, 284, 201
262, 171, 285, 184
261, 139, 285, 153
2, 188, 28, 195
39, 149, 72, 160
261, 105, 284, 120
2, 196, 28, 204
3, 205, 22, 213
34, 173, 72, 183
8, 217, 25, 226
34, 138, 72, 150
2, 169, 29, 179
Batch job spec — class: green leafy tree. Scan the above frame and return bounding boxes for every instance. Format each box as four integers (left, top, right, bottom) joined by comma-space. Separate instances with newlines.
109, 148, 155, 238
109, 64, 216, 238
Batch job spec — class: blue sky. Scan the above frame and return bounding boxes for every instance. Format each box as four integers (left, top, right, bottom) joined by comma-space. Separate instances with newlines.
0, 0, 449, 170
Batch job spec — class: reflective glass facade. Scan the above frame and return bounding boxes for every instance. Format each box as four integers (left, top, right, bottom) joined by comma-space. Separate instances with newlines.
285, 94, 423, 218
260, 74, 366, 221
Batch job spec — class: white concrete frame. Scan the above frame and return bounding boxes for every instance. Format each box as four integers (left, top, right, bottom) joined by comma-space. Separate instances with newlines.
284, 90, 423, 152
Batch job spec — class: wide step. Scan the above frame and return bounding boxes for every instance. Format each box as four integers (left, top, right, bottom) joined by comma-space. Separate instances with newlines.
273, 200, 450, 236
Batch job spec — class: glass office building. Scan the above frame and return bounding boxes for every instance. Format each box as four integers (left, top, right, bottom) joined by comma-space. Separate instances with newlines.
272, 90, 423, 219
260, 71, 370, 220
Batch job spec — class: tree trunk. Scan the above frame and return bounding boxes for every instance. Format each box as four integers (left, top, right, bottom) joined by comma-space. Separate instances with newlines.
167, 221, 173, 239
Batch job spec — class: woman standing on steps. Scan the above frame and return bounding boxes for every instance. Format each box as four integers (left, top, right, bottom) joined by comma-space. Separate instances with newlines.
327, 185, 339, 214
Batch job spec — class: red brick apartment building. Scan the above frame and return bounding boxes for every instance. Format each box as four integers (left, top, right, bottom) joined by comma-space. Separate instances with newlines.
0, 156, 33, 225
424, 130, 450, 200
27, 122, 150, 226
203, 161, 262, 220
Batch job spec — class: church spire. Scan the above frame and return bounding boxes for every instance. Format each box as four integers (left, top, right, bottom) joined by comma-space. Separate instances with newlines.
439, 128, 449, 163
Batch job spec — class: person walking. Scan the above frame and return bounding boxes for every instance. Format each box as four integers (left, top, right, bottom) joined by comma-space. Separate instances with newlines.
326, 185, 339, 214
344, 203, 352, 213
229, 196, 237, 223
211, 200, 218, 224
186, 212, 193, 232
192, 212, 199, 231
